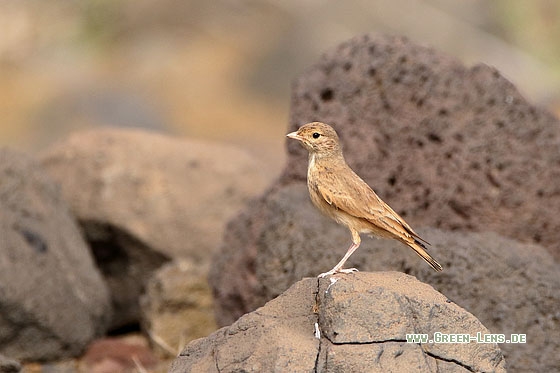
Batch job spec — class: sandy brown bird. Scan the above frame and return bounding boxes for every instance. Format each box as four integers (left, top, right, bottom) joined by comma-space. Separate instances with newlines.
287, 122, 443, 277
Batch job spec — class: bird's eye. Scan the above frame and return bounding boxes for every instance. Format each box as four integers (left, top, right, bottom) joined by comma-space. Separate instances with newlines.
312, 132, 320, 139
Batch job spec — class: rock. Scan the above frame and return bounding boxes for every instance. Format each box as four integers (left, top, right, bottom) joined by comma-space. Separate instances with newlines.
212, 183, 560, 372
347, 228, 559, 373
0, 149, 111, 360
40, 127, 269, 261
80, 335, 158, 373
174, 272, 506, 372
140, 259, 217, 357
0, 355, 20, 373
285, 34, 560, 259
40, 128, 268, 328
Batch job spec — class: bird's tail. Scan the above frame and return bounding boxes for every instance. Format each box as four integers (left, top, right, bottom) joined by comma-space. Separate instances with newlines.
407, 239, 443, 272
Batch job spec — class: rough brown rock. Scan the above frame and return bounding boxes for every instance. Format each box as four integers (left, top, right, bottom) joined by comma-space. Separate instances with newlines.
174, 272, 506, 372
0, 149, 111, 360
285, 34, 560, 259
39, 128, 268, 328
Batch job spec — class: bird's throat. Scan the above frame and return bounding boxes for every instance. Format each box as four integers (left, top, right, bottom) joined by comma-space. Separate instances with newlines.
309, 153, 316, 169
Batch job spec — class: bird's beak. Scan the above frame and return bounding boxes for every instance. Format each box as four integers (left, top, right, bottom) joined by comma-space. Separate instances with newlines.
286, 131, 302, 141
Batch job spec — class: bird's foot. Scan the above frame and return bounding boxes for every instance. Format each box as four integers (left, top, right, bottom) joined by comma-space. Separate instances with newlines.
318, 267, 358, 278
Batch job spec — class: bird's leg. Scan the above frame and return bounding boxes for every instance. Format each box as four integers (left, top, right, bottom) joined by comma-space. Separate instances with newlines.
318, 232, 361, 278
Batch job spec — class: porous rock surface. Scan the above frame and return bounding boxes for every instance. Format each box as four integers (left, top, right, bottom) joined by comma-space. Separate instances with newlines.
0, 149, 111, 360
210, 34, 560, 372
40, 128, 268, 327
285, 34, 560, 259
173, 272, 506, 372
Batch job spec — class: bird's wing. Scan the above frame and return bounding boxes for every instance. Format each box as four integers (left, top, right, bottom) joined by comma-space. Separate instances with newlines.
315, 167, 428, 244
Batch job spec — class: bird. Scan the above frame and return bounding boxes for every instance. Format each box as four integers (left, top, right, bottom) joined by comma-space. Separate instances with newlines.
286, 122, 443, 277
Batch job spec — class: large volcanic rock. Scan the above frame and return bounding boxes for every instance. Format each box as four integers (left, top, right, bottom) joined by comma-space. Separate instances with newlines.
210, 34, 560, 373
284, 34, 560, 257
173, 272, 506, 372
0, 149, 111, 360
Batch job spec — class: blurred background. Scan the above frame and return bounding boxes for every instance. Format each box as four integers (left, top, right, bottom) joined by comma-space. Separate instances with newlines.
1, 0, 559, 177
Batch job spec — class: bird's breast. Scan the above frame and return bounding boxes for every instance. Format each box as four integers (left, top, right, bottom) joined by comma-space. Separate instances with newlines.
307, 173, 339, 220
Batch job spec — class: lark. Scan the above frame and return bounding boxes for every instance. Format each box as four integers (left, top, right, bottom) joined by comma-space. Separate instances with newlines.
287, 122, 443, 277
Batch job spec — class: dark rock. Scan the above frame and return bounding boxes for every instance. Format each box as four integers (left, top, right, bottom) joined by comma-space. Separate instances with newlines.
0, 149, 111, 360
285, 34, 560, 259
174, 272, 506, 372
85, 222, 168, 329
39, 128, 268, 328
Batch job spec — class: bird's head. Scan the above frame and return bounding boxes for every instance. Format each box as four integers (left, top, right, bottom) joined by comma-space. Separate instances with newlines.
286, 122, 342, 157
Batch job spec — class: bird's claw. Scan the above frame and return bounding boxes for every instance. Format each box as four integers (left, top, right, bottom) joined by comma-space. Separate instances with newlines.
339, 267, 359, 274
318, 267, 359, 278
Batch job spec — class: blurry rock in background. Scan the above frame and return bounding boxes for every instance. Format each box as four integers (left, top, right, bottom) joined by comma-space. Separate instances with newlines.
80, 334, 160, 373
0, 149, 111, 361
39, 128, 268, 329
1, 0, 559, 179
140, 259, 217, 358
0, 126, 266, 365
